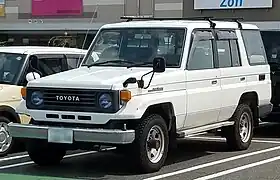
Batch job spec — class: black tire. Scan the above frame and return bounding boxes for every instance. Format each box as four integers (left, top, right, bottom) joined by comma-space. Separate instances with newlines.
223, 103, 254, 150
26, 139, 66, 166
0, 116, 19, 157
132, 114, 169, 173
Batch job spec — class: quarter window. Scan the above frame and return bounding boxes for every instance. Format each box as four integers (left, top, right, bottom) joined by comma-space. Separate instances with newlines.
241, 30, 267, 65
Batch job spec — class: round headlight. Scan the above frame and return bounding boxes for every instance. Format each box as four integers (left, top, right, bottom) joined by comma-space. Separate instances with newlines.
31, 91, 43, 106
98, 93, 112, 109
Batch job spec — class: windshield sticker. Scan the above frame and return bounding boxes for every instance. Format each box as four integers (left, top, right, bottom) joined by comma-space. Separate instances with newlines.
16, 56, 22, 61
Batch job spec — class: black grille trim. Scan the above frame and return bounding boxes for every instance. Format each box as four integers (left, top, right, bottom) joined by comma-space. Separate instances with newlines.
26, 87, 120, 113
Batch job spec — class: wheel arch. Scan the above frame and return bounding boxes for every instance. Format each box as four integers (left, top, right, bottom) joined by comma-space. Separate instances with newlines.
0, 105, 21, 123
238, 91, 259, 127
142, 102, 176, 132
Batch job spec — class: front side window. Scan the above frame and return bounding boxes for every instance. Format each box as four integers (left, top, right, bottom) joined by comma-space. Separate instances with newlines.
82, 28, 186, 68
0, 53, 26, 84
187, 30, 214, 70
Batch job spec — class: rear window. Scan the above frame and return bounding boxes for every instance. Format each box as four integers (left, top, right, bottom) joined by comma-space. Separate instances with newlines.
241, 30, 268, 66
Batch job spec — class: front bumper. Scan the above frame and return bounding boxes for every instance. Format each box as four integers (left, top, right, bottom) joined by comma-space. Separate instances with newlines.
8, 123, 135, 144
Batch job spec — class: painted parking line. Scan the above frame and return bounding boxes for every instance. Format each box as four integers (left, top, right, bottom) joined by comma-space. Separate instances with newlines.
193, 155, 280, 180
187, 136, 280, 144
0, 154, 29, 163
0, 147, 115, 170
143, 146, 280, 180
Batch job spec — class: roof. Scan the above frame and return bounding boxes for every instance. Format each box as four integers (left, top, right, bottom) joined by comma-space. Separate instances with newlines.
101, 20, 259, 30
0, 46, 88, 55
247, 21, 280, 31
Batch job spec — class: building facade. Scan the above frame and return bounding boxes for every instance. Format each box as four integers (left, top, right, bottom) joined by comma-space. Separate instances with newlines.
183, 0, 279, 30
0, 0, 279, 48
0, 0, 184, 24
0, 0, 183, 48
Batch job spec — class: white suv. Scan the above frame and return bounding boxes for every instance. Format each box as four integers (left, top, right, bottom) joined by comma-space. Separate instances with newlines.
8, 17, 272, 173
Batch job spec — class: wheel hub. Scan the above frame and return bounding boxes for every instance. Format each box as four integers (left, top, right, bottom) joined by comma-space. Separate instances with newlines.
239, 112, 251, 143
148, 139, 160, 150
146, 125, 165, 164
0, 122, 12, 153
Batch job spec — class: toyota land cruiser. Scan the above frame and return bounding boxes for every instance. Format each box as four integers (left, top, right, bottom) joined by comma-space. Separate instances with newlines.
8, 17, 272, 173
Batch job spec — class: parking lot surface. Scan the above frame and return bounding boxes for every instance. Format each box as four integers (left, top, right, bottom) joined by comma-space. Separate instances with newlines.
1, 122, 280, 180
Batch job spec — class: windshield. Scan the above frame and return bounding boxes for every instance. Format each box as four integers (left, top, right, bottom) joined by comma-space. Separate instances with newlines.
0, 52, 26, 85
82, 28, 186, 67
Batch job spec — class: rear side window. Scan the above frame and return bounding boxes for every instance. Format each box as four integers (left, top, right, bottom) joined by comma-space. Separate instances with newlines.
241, 30, 267, 65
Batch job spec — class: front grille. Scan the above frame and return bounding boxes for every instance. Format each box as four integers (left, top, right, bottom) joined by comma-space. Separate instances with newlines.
44, 88, 97, 111
26, 87, 120, 113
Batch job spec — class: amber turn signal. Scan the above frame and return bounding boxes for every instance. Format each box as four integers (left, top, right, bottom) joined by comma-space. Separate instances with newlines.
21, 87, 26, 99
120, 90, 131, 102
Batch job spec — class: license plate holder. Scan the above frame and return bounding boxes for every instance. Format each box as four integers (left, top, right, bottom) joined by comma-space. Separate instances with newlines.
48, 128, 73, 144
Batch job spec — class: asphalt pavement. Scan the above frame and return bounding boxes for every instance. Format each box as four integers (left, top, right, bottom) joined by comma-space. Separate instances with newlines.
1, 122, 280, 180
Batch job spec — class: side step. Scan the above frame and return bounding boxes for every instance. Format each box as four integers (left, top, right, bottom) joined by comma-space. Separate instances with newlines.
177, 121, 234, 138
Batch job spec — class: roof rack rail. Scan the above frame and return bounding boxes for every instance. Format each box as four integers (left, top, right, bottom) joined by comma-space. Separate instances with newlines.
120, 16, 214, 21
211, 17, 244, 29
120, 16, 217, 28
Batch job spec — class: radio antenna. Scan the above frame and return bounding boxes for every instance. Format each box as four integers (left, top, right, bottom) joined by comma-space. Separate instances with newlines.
81, 5, 98, 50
78, 4, 99, 64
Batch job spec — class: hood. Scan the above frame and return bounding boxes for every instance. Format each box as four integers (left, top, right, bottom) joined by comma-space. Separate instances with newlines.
27, 66, 177, 90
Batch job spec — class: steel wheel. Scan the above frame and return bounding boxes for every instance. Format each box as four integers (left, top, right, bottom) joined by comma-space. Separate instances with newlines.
146, 125, 165, 164
0, 122, 12, 153
239, 112, 252, 143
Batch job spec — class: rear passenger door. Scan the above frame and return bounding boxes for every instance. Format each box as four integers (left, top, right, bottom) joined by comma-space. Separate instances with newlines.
216, 30, 247, 122
184, 29, 222, 128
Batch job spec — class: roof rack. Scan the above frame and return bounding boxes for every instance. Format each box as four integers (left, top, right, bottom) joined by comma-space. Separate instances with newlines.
120, 16, 244, 29
211, 17, 244, 29
120, 16, 217, 28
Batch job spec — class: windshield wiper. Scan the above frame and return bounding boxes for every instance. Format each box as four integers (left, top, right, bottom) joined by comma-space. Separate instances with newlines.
87, 60, 136, 68
127, 62, 153, 68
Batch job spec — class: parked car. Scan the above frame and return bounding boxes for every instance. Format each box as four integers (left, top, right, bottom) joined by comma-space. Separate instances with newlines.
260, 42, 280, 122
9, 17, 272, 173
0, 46, 88, 156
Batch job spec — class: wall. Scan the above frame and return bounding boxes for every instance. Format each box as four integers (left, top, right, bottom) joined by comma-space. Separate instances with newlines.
1, 0, 183, 24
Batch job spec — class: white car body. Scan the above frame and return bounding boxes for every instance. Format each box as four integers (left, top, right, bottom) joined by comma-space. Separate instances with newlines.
9, 18, 272, 172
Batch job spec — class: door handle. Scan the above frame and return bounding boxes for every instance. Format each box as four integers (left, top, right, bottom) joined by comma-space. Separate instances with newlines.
240, 77, 245, 81
211, 80, 217, 85
259, 74, 265, 81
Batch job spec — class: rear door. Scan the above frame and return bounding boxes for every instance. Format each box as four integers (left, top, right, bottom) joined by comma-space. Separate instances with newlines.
215, 30, 247, 122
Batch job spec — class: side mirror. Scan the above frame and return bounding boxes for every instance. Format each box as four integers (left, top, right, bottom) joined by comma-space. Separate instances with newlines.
153, 57, 166, 73
26, 72, 41, 82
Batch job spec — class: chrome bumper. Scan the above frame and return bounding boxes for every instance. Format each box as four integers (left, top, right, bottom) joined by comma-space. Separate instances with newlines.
8, 123, 135, 144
